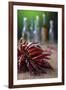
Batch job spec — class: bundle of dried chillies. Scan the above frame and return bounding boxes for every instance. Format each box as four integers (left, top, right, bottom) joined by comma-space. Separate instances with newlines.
17, 38, 53, 75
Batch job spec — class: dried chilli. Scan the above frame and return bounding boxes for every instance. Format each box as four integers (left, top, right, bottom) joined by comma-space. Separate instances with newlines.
17, 38, 53, 75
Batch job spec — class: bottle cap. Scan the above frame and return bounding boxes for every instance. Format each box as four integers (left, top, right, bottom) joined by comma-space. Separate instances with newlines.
43, 14, 45, 17
36, 16, 39, 20
50, 20, 53, 25
24, 17, 27, 21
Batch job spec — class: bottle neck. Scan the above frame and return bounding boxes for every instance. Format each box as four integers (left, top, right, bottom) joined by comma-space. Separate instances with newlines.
24, 21, 27, 27
50, 24, 53, 30
23, 17, 28, 30
36, 16, 39, 27
43, 14, 46, 25
34, 24, 38, 31
34, 20, 39, 31
30, 19, 34, 31
50, 20, 53, 30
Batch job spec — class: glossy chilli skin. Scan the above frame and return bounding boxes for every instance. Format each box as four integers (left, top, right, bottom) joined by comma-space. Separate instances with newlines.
17, 38, 53, 75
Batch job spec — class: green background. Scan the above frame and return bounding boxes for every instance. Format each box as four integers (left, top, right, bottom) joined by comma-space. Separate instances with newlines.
17, 10, 58, 42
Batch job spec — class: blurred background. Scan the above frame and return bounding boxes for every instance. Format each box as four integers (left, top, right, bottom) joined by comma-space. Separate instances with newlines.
17, 10, 58, 43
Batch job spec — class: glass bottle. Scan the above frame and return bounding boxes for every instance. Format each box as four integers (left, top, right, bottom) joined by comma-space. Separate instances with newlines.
41, 14, 48, 44
36, 16, 40, 42
49, 20, 54, 43
33, 16, 40, 42
22, 17, 30, 42
43, 14, 46, 25
29, 18, 34, 42
33, 20, 38, 42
